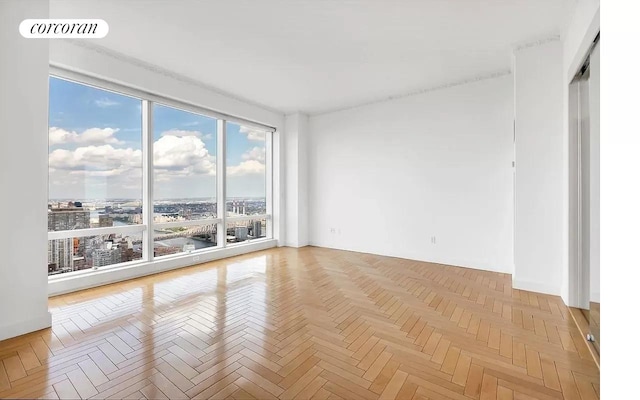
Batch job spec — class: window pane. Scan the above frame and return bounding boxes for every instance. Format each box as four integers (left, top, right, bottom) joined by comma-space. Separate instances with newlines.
48, 233, 142, 275
154, 224, 218, 257
226, 217, 266, 244
153, 104, 217, 222
225, 122, 267, 219
48, 77, 143, 230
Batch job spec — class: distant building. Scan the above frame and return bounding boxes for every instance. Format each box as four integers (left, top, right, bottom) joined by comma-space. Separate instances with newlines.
155, 246, 181, 257
48, 206, 90, 231
252, 220, 262, 238
47, 205, 91, 273
121, 246, 140, 262
99, 214, 114, 227
93, 244, 122, 267
235, 226, 248, 241
48, 238, 73, 272
73, 255, 87, 270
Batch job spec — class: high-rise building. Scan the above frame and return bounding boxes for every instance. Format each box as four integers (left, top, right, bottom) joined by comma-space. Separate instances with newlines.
48, 238, 74, 273
235, 226, 248, 241
93, 244, 122, 267
48, 206, 90, 231
252, 220, 262, 238
47, 205, 91, 273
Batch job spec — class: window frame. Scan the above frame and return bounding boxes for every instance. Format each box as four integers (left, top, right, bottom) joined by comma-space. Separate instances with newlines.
47, 67, 275, 280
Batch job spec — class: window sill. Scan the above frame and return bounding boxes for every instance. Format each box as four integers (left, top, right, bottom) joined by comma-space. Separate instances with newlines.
48, 238, 277, 297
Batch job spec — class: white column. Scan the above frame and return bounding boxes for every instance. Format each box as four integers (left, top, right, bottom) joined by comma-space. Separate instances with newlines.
0, 0, 52, 340
513, 40, 564, 296
284, 113, 309, 247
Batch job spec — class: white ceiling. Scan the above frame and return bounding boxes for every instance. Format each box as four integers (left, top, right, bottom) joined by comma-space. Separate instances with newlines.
50, 0, 575, 115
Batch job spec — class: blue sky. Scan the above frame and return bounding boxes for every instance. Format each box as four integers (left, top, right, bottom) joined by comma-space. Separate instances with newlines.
48, 77, 266, 200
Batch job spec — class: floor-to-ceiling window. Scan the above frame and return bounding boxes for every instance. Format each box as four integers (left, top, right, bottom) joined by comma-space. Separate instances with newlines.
48, 77, 144, 275
225, 122, 269, 244
47, 74, 274, 278
152, 104, 218, 257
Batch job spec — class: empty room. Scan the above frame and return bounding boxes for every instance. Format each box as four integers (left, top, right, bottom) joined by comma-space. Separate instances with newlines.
1, 0, 631, 398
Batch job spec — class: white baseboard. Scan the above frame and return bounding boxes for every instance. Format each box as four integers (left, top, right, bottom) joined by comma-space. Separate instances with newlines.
512, 279, 560, 296
307, 242, 513, 274
284, 242, 310, 248
418, 255, 512, 275
0, 312, 52, 342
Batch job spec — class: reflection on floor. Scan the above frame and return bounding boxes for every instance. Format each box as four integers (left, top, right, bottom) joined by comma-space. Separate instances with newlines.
0, 247, 599, 399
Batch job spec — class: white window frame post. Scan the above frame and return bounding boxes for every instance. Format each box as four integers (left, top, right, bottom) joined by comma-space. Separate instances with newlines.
217, 119, 227, 248
266, 131, 274, 239
142, 100, 154, 262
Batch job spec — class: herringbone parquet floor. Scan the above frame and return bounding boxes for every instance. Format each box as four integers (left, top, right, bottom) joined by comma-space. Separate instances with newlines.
0, 247, 599, 399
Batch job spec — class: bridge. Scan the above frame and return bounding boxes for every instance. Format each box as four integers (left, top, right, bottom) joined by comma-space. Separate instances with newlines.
154, 223, 218, 241
154, 219, 264, 241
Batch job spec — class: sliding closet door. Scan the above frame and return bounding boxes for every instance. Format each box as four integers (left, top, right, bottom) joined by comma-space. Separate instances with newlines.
588, 40, 600, 353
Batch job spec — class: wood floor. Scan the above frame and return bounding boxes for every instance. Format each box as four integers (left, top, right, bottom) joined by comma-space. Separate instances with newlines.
0, 247, 599, 399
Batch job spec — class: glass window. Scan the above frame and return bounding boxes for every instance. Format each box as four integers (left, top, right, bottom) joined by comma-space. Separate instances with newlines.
48, 75, 274, 279
225, 122, 268, 244
48, 77, 143, 275
225, 217, 266, 244
153, 104, 217, 222
48, 77, 143, 230
225, 122, 267, 218
153, 224, 218, 257
48, 233, 143, 275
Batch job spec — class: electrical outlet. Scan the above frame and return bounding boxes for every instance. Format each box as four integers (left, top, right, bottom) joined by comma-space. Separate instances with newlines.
330, 228, 336, 234
430, 236, 437, 244
193, 255, 200, 262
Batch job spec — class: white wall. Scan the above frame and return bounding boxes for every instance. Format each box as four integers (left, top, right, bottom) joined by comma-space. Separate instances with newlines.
284, 113, 309, 247
513, 40, 564, 295
308, 75, 515, 273
0, 0, 52, 341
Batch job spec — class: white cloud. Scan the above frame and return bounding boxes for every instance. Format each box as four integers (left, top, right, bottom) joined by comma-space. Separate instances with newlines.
48, 135, 216, 183
95, 98, 120, 108
227, 160, 265, 176
241, 146, 266, 163
153, 135, 216, 181
49, 145, 142, 177
227, 146, 266, 177
160, 129, 203, 138
161, 129, 214, 140
49, 127, 123, 146
48, 145, 142, 199
240, 126, 266, 141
